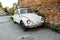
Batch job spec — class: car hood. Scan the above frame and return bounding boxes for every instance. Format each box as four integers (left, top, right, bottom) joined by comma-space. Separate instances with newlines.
20, 13, 43, 24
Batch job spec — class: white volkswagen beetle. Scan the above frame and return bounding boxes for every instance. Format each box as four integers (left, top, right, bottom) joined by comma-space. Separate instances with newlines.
12, 8, 44, 30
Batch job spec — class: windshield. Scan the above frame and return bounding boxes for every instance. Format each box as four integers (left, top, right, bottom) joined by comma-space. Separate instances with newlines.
20, 8, 33, 14
20, 9, 27, 14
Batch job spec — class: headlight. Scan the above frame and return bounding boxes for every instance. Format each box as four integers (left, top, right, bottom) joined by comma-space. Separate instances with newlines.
41, 18, 44, 21
27, 20, 33, 25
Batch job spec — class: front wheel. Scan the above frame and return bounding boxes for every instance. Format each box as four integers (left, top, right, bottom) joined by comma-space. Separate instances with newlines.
20, 21, 28, 31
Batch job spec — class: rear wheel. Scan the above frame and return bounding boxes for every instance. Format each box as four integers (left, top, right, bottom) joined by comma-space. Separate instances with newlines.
20, 21, 28, 31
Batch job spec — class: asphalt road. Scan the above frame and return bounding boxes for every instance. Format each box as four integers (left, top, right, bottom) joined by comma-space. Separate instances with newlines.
0, 16, 60, 40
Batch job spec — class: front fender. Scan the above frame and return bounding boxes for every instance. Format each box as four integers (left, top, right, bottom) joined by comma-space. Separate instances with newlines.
20, 17, 28, 26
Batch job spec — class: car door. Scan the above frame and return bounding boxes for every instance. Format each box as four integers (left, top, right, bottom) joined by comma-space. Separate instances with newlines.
13, 9, 20, 23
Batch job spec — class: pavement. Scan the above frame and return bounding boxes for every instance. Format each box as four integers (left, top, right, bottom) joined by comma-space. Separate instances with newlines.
0, 16, 60, 40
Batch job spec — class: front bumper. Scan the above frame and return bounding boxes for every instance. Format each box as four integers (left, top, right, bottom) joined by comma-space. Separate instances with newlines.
25, 22, 43, 28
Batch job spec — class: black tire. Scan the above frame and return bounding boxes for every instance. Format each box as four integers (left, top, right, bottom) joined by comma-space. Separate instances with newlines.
20, 21, 28, 31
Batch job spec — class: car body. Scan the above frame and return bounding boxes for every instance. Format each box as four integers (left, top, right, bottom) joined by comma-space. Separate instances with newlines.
12, 8, 44, 30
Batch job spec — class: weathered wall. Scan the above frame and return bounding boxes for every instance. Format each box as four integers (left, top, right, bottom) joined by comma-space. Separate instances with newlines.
19, 0, 59, 7
8, 3, 17, 14
8, 7, 14, 14
18, 0, 60, 25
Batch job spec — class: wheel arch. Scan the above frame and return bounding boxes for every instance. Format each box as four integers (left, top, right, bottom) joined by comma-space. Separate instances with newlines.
20, 20, 26, 25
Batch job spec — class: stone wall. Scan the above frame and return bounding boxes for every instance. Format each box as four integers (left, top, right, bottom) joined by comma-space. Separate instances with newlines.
18, 0, 60, 25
